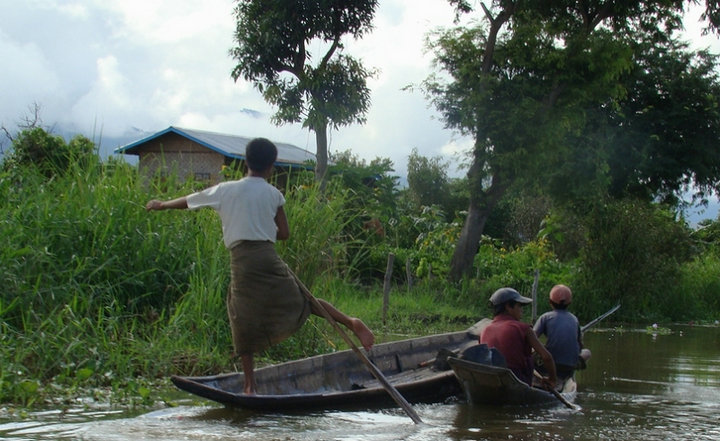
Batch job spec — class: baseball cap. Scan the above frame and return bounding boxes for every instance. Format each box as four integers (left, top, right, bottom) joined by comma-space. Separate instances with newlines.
549, 284, 572, 305
489, 287, 532, 306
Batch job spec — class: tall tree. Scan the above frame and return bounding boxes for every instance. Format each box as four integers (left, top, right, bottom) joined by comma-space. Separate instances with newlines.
426, 1, 720, 281
229, 0, 377, 183
406, 148, 450, 209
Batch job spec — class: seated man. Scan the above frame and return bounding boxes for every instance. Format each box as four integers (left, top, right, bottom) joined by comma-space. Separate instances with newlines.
534, 284, 591, 379
480, 287, 557, 388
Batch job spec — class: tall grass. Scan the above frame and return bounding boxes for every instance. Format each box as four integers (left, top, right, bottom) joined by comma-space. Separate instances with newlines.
0, 160, 392, 405
1, 160, 227, 403
277, 179, 363, 284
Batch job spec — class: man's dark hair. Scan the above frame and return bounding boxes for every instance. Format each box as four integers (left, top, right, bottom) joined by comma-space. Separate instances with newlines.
550, 301, 569, 310
245, 138, 277, 171
491, 300, 510, 316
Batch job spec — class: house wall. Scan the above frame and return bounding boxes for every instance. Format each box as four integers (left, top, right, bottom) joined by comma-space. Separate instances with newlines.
137, 132, 225, 183
128, 131, 303, 189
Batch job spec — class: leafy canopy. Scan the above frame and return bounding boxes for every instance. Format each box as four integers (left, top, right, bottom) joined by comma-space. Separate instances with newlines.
229, 0, 378, 180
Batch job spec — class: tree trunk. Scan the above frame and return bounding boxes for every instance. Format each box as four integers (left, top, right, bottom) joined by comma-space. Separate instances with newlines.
447, 6, 513, 282
449, 171, 508, 282
449, 200, 486, 281
314, 120, 329, 185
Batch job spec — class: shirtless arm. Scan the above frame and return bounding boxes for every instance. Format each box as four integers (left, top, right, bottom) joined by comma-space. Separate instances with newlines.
146, 197, 188, 211
527, 327, 557, 388
275, 206, 290, 240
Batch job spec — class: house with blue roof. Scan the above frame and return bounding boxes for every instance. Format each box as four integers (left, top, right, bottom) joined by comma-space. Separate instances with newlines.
114, 126, 316, 183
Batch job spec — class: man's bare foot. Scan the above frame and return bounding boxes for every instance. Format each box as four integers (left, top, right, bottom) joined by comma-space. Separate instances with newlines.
351, 318, 374, 351
243, 380, 256, 395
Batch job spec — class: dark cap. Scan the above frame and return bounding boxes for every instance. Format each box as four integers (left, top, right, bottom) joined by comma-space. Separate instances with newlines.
489, 287, 532, 306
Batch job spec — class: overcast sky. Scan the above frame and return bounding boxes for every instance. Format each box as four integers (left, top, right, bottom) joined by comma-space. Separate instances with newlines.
1, 1, 718, 201
0, 0, 476, 176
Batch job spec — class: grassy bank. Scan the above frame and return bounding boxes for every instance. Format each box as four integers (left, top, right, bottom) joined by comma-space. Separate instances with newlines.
1, 277, 477, 409
0, 160, 477, 407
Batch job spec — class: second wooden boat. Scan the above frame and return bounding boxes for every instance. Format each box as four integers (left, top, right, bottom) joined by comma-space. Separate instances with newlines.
448, 355, 577, 406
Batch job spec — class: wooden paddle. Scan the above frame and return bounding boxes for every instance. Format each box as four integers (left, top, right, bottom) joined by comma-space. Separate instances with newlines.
533, 371, 579, 410
288, 267, 423, 424
581, 304, 621, 333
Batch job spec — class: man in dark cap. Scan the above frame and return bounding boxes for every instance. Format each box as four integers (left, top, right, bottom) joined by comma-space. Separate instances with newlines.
480, 287, 557, 387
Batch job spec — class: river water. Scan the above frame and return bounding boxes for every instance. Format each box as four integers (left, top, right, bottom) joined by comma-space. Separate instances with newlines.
1, 324, 718, 441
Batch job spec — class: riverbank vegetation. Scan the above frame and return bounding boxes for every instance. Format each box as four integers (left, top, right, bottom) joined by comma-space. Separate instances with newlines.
1, 128, 720, 408
5, 0, 720, 410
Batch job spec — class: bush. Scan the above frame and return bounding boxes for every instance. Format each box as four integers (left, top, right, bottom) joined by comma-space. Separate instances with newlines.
574, 199, 694, 322
674, 254, 720, 321
473, 236, 575, 308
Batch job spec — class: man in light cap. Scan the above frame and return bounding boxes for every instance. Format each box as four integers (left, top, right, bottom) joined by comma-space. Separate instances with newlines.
534, 284, 591, 379
480, 287, 557, 388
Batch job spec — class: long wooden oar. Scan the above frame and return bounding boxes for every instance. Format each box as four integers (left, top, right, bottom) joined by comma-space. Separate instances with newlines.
533, 371, 579, 410
288, 267, 423, 424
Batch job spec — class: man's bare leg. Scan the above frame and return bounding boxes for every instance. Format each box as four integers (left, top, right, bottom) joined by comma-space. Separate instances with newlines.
240, 353, 256, 395
313, 299, 374, 351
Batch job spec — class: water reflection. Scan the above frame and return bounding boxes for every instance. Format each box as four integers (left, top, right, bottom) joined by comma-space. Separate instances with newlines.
0, 325, 718, 441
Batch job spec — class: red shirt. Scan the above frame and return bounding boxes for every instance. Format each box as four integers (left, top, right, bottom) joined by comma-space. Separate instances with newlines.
480, 314, 534, 385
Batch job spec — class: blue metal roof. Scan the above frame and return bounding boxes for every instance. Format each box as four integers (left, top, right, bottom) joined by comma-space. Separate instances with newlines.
114, 126, 316, 168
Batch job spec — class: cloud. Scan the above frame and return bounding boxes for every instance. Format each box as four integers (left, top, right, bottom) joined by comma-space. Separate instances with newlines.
69, 55, 145, 135
0, 29, 64, 126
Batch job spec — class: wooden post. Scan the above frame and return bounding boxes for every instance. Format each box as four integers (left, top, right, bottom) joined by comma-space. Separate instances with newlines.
405, 258, 413, 291
531, 269, 539, 322
383, 253, 395, 325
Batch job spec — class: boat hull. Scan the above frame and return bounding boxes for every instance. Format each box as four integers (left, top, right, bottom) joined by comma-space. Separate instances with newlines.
448, 357, 577, 406
172, 321, 489, 411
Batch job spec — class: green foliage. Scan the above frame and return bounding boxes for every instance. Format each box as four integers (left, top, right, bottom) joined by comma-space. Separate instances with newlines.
329, 149, 400, 220
359, 204, 462, 283
0, 157, 210, 327
574, 199, 695, 322
3, 128, 97, 179
277, 180, 359, 285
474, 236, 574, 307
406, 148, 449, 209
691, 218, 720, 255
484, 190, 554, 249
324, 151, 405, 281
674, 253, 720, 320
0, 150, 234, 404
229, 0, 378, 179
539, 212, 587, 262
603, 40, 720, 202
406, 148, 469, 221
425, 1, 720, 280
413, 206, 462, 279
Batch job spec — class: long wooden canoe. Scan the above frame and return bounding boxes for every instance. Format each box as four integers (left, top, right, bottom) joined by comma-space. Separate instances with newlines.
448, 356, 577, 406
171, 320, 488, 411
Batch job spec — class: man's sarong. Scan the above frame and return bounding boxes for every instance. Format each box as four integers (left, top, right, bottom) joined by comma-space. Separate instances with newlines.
227, 241, 311, 354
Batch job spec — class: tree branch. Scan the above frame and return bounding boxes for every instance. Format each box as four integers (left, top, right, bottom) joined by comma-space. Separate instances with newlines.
481, 2, 493, 20
292, 37, 307, 75
320, 35, 341, 70
482, 2, 515, 73
1, 125, 13, 143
